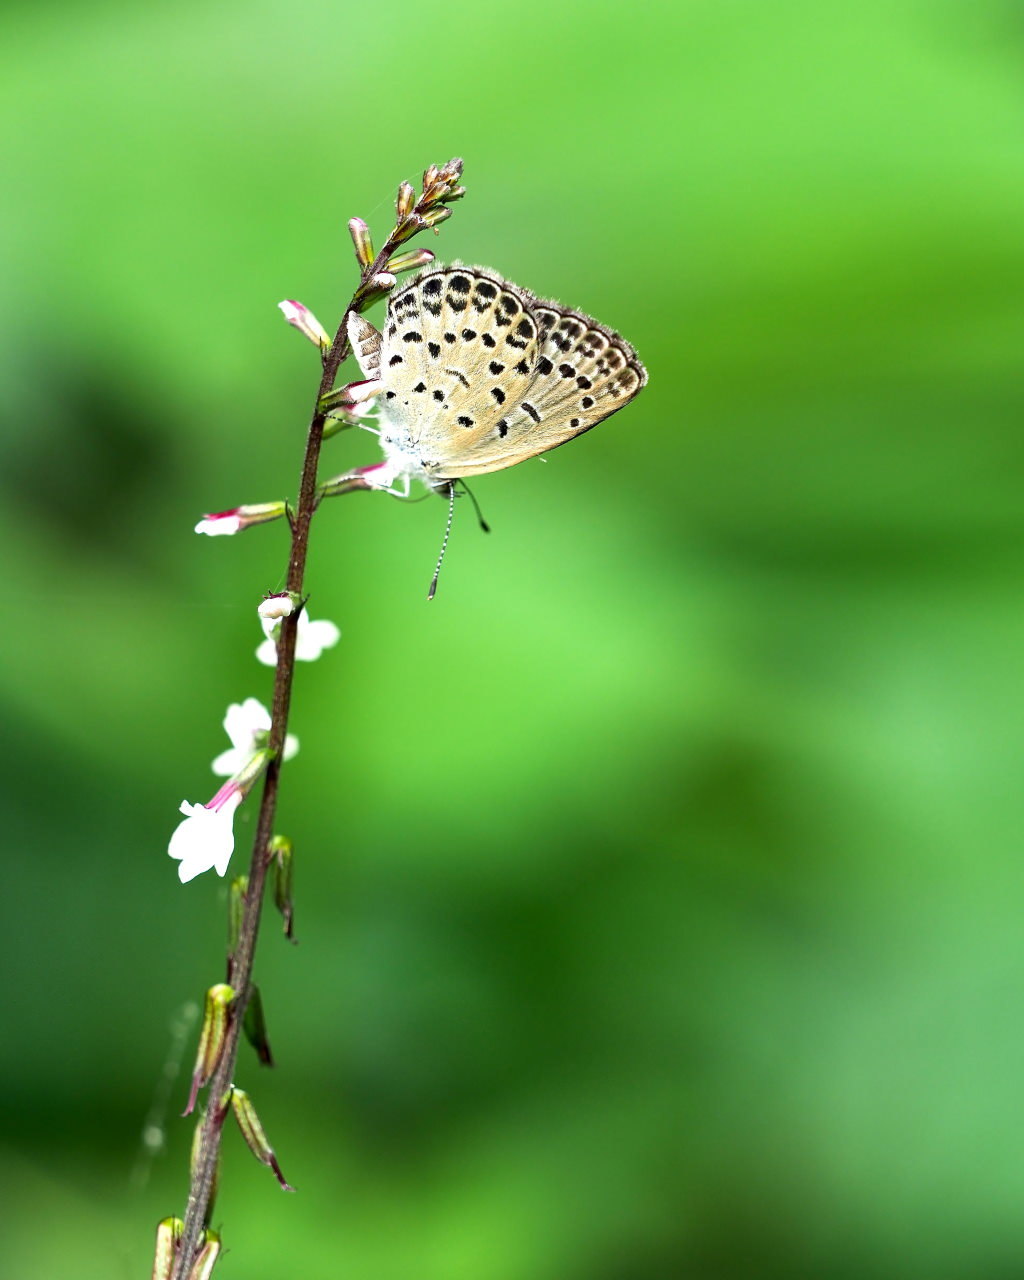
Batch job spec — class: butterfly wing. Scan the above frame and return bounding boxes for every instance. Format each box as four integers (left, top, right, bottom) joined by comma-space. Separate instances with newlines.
364, 264, 647, 483
438, 297, 648, 479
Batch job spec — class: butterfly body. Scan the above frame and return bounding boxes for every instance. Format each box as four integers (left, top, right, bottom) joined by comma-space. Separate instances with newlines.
346, 265, 647, 492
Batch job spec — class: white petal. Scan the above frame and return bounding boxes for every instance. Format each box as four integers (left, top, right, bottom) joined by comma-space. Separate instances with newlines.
292, 616, 338, 661
295, 617, 341, 661
258, 596, 295, 622
255, 637, 278, 667
168, 795, 241, 883
210, 747, 245, 777
195, 516, 241, 536
283, 733, 299, 762
222, 698, 271, 752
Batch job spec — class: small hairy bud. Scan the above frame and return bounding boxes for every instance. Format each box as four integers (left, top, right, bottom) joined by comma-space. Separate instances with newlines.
347, 217, 374, 267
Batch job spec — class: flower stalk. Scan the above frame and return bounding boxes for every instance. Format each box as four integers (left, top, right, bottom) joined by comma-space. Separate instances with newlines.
167, 157, 464, 1280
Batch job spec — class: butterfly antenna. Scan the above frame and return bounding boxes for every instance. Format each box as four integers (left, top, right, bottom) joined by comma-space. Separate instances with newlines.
427, 482, 457, 601
458, 481, 491, 533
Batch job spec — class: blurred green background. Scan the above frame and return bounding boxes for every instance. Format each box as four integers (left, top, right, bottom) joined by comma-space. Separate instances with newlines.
4, 0, 1024, 1275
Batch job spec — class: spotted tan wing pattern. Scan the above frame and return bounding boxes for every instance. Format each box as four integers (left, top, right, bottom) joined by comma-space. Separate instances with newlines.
444, 299, 648, 479
370, 266, 541, 473
361, 265, 647, 483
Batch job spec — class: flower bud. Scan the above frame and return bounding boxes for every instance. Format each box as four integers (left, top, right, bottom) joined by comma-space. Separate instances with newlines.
243, 983, 274, 1066
422, 163, 439, 191
278, 300, 330, 350
270, 835, 295, 941
188, 1232, 222, 1280
387, 249, 435, 274
183, 984, 235, 1116
337, 378, 383, 404
396, 180, 415, 218
230, 1088, 295, 1191
348, 217, 374, 267
194, 503, 287, 537
257, 592, 299, 623
317, 471, 374, 501
368, 271, 396, 291
439, 185, 466, 203
152, 1217, 183, 1280
422, 207, 452, 230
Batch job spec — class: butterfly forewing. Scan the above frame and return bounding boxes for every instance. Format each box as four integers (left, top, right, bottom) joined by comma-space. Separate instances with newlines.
375, 268, 541, 472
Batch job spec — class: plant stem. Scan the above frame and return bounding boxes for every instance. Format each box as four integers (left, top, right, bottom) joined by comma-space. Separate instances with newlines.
170, 232, 404, 1277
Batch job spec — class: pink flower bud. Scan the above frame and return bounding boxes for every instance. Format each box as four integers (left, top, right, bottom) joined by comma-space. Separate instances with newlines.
194, 503, 287, 536
348, 217, 374, 267
278, 299, 330, 350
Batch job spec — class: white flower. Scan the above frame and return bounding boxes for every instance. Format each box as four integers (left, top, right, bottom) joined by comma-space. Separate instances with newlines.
194, 503, 288, 537
256, 613, 341, 667
195, 510, 242, 536
258, 593, 297, 623
211, 697, 298, 776
168, 791, 243, 883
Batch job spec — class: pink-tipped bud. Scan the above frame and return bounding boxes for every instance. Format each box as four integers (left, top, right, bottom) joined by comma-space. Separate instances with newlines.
152, 1217, 183, 1280
230, 1088, 295, 1191
278, 300, 330, 350
396, 181, 415, 218
388, 249, 435, 274
183, 983, 235, 1116
348, 217, 374, 267
194, 502, 287, 537
340, 378, 384, 403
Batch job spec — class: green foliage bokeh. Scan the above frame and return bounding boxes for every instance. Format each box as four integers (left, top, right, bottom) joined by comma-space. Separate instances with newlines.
3, 1, 1024, 1276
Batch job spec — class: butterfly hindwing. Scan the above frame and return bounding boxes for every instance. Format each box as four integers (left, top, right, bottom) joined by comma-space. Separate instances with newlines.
444, 301, 647, 478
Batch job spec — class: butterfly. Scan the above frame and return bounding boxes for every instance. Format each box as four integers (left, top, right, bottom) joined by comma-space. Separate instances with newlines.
343, 264, 648, 496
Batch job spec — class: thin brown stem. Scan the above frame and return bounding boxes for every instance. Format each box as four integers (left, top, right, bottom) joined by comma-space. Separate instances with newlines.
170, 203, 443, 1278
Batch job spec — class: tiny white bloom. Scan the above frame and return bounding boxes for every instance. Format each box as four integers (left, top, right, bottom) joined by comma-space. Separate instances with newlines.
256, 613, 341, 667
258, 593, 296, 623
211, 697, 298, 776
168, 791, 243, 883
195, 512, 242, 536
